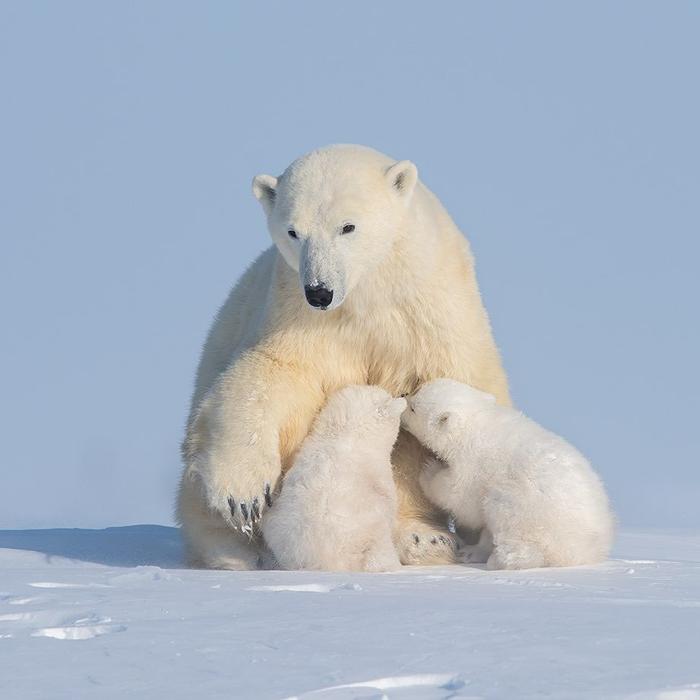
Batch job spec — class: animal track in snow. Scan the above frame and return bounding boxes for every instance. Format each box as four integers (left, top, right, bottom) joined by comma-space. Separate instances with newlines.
247, 583, 362, 593
29, 581, 110, 589
284, 673, 466, 699
620, 559, 658, 565
1, 608, 92, 626
32, 623, 126, 641
0, 603, 126, 642
108, 567, 179, 586
30, 611, 126, 640
0, 612, 36, 622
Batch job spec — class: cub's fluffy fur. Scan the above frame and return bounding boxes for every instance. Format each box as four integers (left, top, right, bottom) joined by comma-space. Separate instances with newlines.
262, 385, 405, 572
401, 379, 614, 569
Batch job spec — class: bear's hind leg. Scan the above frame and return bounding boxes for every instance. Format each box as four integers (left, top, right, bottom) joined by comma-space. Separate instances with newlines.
486, 540, 546, 570
361, 534, 402, 572
177, 472, 266, 570
185, 524, 267, 570
459, 528, 493, 565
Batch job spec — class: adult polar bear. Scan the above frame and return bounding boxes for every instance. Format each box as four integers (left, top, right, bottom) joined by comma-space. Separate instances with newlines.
177, 144, 510, 569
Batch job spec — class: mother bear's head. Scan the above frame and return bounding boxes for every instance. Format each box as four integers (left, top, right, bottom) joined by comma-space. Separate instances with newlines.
252, 144, 418, 311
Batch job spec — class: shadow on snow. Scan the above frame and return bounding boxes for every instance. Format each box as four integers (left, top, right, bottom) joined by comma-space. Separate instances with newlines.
0, 525, 184, 568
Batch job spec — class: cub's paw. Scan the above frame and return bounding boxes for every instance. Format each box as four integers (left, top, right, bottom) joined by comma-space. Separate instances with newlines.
395, 519, 460, 565
423, 454, 447, 477
418, 455, 454, 508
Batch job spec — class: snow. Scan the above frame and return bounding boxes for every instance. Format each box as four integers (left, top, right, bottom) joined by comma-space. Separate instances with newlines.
1, 527, 699, 699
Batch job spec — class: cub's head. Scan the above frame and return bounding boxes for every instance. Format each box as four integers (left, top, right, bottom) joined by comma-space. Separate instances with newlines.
318, 385, 406, 448
252, 144, 418, 311
401, 379, 496, 457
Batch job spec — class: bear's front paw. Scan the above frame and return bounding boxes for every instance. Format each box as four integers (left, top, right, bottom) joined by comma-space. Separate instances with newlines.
198, 453, 282, 533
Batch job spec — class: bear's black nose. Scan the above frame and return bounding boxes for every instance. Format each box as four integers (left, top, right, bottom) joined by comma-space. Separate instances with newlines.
304, 285, 334, 309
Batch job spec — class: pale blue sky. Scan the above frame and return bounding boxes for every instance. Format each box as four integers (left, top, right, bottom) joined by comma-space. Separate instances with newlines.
1, 2, 698, 529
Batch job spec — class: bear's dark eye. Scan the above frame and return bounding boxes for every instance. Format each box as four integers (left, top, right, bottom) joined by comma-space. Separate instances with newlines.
341, 224, 355, 234
288, 229, 298, 239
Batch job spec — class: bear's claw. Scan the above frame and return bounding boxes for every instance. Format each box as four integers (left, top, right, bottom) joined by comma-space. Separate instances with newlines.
224, 485, 274, 533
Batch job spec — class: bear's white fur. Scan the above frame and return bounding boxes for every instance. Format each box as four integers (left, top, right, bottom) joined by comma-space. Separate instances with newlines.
401, 379, 614, 569
262, 386, 404, 572
177, 144, 510, 570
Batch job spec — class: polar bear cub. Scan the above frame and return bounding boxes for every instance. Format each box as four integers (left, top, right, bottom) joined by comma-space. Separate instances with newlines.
262, 385, 405, 572
401, 379, 614, 569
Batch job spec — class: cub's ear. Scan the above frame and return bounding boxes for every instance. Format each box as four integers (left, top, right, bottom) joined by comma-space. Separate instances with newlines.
476, 389, 497, 404
436, 411, 454, 429
377, 396, 408, 419
385, 160, 418, 201
252, 174, 278, 216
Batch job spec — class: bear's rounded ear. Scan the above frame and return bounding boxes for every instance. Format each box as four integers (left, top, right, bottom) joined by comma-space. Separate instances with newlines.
385, 160, 418, 201
252, 174, 278, 215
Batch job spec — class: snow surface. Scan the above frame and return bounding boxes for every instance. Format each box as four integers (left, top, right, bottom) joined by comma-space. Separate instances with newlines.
1, 526, 699, 699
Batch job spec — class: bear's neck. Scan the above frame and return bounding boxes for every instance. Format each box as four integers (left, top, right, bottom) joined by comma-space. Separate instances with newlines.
340, 219, 477, 392
268, 195, 483, 396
